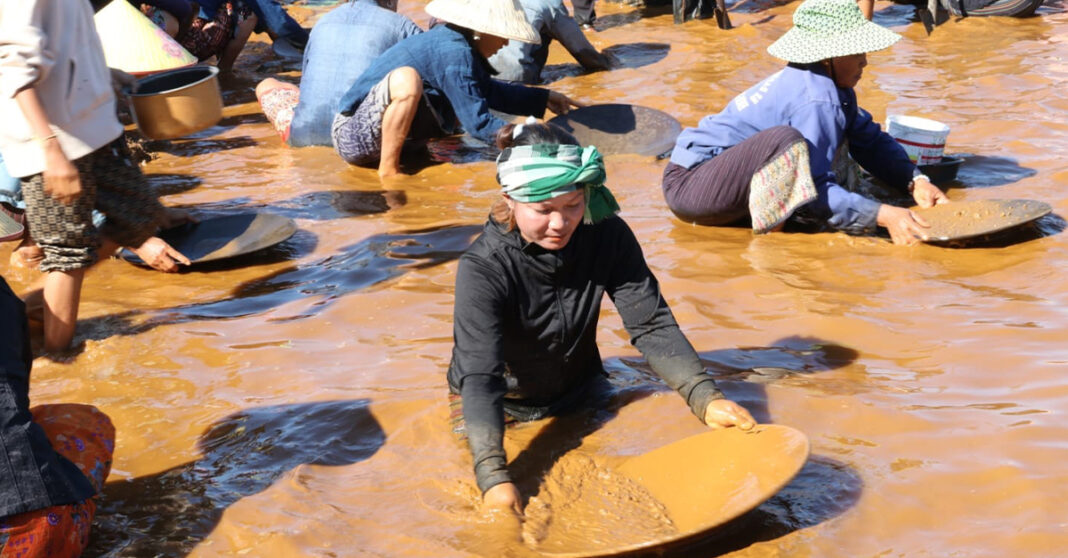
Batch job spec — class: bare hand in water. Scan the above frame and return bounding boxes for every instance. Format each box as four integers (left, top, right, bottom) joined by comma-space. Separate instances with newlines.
132, 236, 191, 273
546, 91, 585, 116
911, 178, 948, 208
483, 481, 524, 518
877, 204, 930, 245
703, 399, 756, 430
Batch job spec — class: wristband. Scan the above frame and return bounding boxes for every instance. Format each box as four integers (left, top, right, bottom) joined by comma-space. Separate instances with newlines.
34, 133, 57, 145
908, 174, 930, 192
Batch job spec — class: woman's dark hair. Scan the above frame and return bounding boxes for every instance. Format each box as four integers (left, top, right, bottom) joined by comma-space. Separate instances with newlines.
492, 122, 582, 228
495, 122, 580, 150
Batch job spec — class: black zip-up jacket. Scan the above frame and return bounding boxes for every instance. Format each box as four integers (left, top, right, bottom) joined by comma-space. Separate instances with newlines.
447, 216, 724, 493
1, 277, 95, 518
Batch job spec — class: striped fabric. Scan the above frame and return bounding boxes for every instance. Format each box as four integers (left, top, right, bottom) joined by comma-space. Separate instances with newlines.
748, 139, 818, 233
496, 144, 620, 224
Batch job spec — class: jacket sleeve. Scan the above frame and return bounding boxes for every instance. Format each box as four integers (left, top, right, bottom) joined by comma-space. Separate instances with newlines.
788, 100, 882, 232
451, 256, 513, 494
548, 4, 606, 71
443, 57, 548, 143
847, 106, 918, 191
602, 219, 724, 420
0, 0, 52, 99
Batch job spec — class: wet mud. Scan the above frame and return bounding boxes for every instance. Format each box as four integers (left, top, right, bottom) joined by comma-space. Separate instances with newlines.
2, 0, 1068, 556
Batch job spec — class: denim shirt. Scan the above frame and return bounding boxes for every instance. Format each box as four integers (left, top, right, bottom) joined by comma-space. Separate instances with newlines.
336, 24, 550, 144
487, 0, 592, 84
671, 64, 918, 232
289, 0, 422, 146
1, 277, 95, 518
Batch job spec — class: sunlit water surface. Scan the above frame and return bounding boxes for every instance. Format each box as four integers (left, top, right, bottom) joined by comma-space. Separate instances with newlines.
3, 0, 1067, 556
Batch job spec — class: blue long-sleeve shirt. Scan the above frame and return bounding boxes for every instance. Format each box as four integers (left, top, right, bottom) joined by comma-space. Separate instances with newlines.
670, 64, 918, 232
335, 24, 550, 144
290, 0, 422, 146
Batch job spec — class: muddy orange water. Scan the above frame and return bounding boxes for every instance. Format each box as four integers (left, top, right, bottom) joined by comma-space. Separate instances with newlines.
3, 0, 1068, 556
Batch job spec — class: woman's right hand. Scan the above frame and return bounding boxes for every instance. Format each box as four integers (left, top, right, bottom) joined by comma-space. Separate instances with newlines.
42, 140, 82, 204
877, 204, 930, 245
483, 482, 524, 518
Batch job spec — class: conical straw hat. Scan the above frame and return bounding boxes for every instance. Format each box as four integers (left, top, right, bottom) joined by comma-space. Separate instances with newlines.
426, 0, 540, 44
94, 0, 198, 75
0, 205, 24, 243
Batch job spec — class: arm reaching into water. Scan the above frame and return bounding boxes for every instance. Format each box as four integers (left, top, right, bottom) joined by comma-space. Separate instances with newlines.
604, 218, 754, 429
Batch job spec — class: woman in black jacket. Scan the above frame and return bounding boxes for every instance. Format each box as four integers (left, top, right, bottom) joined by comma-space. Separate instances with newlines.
448, 121, 755, 516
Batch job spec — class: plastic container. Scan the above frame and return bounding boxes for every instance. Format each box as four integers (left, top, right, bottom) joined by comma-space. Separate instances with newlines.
886, 115, 950, 165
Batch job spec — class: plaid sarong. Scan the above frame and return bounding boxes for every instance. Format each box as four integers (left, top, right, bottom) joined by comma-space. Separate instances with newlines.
747, 139, 818, 233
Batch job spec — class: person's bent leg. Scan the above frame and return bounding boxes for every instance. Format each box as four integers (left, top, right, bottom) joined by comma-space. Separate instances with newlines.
255, 78, 300, 143
572, 0, 597, 25
219, 13, 258, 71
378, 67, 423, 177
18, 164, 99, 352
244, 0, 309, 48
661, 125, 808, 227
40, 269, 85, 352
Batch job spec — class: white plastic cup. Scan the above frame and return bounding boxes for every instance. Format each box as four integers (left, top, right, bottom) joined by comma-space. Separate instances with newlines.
886, 115, 950, 165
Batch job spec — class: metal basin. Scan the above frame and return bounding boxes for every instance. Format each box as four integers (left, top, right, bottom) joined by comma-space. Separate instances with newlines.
129, 65, 223, 139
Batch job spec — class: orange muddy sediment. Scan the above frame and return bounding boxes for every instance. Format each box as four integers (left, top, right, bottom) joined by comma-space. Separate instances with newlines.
3, 0, 1067, 556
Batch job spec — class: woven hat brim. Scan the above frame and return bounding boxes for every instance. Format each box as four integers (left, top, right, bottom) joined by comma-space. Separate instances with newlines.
94, 0, 198, 74
426, 0, 540, 44
767, 21, 901, 64
0, 208, 24, 242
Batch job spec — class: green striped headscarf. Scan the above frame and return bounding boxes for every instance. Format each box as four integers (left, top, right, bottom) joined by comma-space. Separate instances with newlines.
496, 144, 620, 224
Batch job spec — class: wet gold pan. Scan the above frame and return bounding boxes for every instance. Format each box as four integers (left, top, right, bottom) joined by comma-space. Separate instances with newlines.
539, 424, 810, 557
121, 213, 297, 266
913, 199, 1052, 242
548, 104, 682, 157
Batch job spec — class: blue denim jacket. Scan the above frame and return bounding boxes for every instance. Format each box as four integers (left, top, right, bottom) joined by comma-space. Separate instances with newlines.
0, 278, 95, 518
289, 0, 421, 146
336, 24, 550, 144
671, 64, 919, 232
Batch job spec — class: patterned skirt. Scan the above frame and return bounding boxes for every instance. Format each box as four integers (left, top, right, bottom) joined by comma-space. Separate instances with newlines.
0, 404, 115, 558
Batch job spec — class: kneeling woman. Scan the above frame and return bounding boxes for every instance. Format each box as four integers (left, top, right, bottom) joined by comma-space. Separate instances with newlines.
662, 0, 948, 245
448, 122, 755, 514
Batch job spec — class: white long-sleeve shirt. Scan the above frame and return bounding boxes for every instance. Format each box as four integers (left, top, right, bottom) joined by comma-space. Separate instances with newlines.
0, 0, 122, 177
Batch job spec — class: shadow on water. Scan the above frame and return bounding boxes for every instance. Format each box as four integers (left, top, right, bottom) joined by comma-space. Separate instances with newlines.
143, 136, 259, 158
187, 189, 408, 221
592, 2, 673, 30
78, 224, 479, 340
672, 456, 863, 556
951, 154, 1037, 188
86, 399, 385, 558
145, 173, 203, 196
503, 336, 860, 553
215, 112, 270, 128
541, 42, 671, 84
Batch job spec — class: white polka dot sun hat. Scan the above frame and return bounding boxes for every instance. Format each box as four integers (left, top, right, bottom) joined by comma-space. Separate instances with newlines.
767, 0, 902, 64
426, 0, 540, 44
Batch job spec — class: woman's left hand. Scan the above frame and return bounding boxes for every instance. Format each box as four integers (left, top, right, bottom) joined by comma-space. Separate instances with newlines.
911, 178, 949, 208
703, 399, 756, 430
546, 91, 586, 116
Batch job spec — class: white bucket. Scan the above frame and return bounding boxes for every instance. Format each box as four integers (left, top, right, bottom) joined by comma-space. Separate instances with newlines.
886, 115, 950, 165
